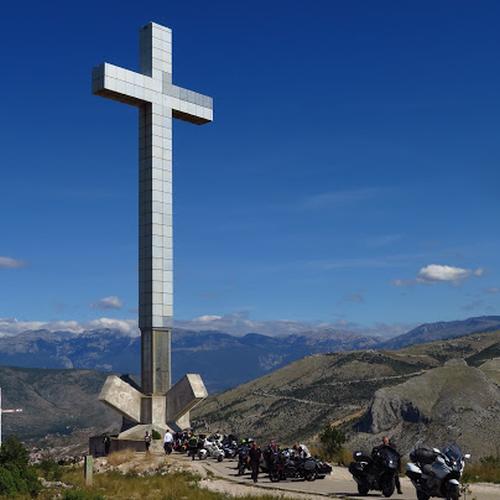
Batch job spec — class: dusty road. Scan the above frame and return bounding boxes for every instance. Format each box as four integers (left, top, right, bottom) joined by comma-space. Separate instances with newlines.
178, 454, 500, 500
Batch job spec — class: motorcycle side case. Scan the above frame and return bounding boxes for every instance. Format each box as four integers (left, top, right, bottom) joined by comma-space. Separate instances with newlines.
349, 461, 366, 478
406, 462, 422, 481
303, 459, 317, 472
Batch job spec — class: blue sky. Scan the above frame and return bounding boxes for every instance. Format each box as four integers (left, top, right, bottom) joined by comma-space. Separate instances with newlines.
1, 0, 499, 333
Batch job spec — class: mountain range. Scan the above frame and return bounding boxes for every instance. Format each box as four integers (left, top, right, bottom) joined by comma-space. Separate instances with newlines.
0, 315, 499, 392
0, 317, 499, 458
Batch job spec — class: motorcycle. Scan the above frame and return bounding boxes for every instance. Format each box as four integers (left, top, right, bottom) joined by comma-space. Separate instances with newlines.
267, 449, 321, 482
406, 445, 470, 500
223, 440, 239, 459
203, 438, 225, 462
349, 446, 400, 497
237, 446, 251, 475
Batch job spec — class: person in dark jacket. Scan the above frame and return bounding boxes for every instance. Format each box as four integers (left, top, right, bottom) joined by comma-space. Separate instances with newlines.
372, 436, 402, 494
144, 431, 152, 453
249, 442, 262, 483
103, 433, 111, 456
188, 433, 199, 460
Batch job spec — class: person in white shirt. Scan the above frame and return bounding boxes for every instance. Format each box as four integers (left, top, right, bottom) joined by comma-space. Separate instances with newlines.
163, 430, 174, 455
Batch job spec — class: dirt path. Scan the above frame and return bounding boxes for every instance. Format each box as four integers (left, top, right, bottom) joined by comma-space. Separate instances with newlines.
250, 370, 429, 408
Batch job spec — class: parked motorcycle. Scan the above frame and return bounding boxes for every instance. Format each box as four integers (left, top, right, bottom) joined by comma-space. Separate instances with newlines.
349, 446, 400, 497
406, 445, 470, 500
267, 449, 324, 482
203, 438, 225, 462
237, 445, 251, 475
222, 440, 239, 459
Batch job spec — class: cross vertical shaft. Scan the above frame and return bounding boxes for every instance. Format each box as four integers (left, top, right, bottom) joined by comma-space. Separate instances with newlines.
138, 24, 174, 395
138, 100, 173, 394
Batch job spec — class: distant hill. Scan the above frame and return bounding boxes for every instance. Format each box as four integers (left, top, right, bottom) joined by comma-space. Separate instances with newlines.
193, 330, 500, 458
0, 366, 116, 442
0, 328, 380, 393
380, 315, 500, 349
0, 315, 499, 394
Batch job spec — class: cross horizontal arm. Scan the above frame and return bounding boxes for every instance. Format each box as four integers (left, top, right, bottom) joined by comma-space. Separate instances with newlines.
92, 63, 213, 124
163, 85, 213, 125
92, 63, 160, 106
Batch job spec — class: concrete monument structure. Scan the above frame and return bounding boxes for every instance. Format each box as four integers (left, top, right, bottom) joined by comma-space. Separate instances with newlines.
92, 22, 212, 436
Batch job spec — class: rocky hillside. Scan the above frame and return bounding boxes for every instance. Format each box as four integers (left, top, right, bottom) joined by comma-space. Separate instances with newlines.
351, 358, 500, 458
193, 330, 500, 458
0, 366, 117, 442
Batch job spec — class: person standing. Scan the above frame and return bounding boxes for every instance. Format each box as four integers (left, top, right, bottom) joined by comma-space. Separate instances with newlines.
249, 441, 262, 483
144, 431, 152, 453
103, 433, 111, 456
188, 433, 199, 460
372, 436, 403, 495
163, 429, 174, 455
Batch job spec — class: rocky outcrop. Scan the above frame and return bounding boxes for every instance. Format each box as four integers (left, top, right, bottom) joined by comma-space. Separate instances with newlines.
350, 359, 500, 458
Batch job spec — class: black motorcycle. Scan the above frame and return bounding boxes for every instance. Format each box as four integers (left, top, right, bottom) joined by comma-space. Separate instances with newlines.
349, 446, 400, 497
268, 450, 319, 482
237, 446, 250, 475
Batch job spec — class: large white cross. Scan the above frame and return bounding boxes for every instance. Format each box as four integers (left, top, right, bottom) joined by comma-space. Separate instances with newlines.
92, 22, 211, 433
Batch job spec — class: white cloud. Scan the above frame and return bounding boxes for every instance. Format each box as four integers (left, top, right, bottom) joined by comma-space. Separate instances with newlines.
92, 296, 123, 310
393, 264, 485, 287
86, 318, 137, 335
301, 187, 386, 210
486, 287, 500, 294
0, 314, 412, 340
0, 256, 26, 269
194, 315, 223, 322
0, 317, 138, 337
391, 278, 414, 287
417, 264, 483, 283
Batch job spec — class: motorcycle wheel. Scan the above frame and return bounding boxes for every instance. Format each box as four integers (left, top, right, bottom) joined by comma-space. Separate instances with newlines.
417, 491, 430, 500
269, 472, 280, 483
382, 477, 395, 498
357, 482, 369, 496
446, 484, 460, 500
305, 472, 315, 481
217, 455, 223, 462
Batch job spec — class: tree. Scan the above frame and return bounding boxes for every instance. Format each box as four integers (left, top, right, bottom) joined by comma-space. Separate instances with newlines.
0, 436, 40, 497
319, 425, 346, 459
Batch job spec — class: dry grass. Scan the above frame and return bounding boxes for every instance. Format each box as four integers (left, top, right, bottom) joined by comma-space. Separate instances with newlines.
45, 468, 287, 499
463, 456, 500, 484
106, 450, 136, 466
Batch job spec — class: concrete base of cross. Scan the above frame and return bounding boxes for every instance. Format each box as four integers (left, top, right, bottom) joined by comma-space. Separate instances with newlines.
99, 373, 207, 438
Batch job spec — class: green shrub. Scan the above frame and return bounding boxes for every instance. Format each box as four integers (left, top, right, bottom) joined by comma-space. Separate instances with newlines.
0, 436, 28, 469
37, 458, 63, 481
319, 425, 346, 460
0, 467, 17, 497
0, 437, 40, 497
151, 429, 161, 440
63, 491, 105, 500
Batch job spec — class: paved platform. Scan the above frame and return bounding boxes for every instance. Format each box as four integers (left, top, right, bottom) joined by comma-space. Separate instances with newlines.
177, 454, 500, 500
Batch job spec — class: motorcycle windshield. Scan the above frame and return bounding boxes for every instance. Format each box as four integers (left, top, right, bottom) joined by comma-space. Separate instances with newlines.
444, 445, 463, 462
377, 447, 400, 468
